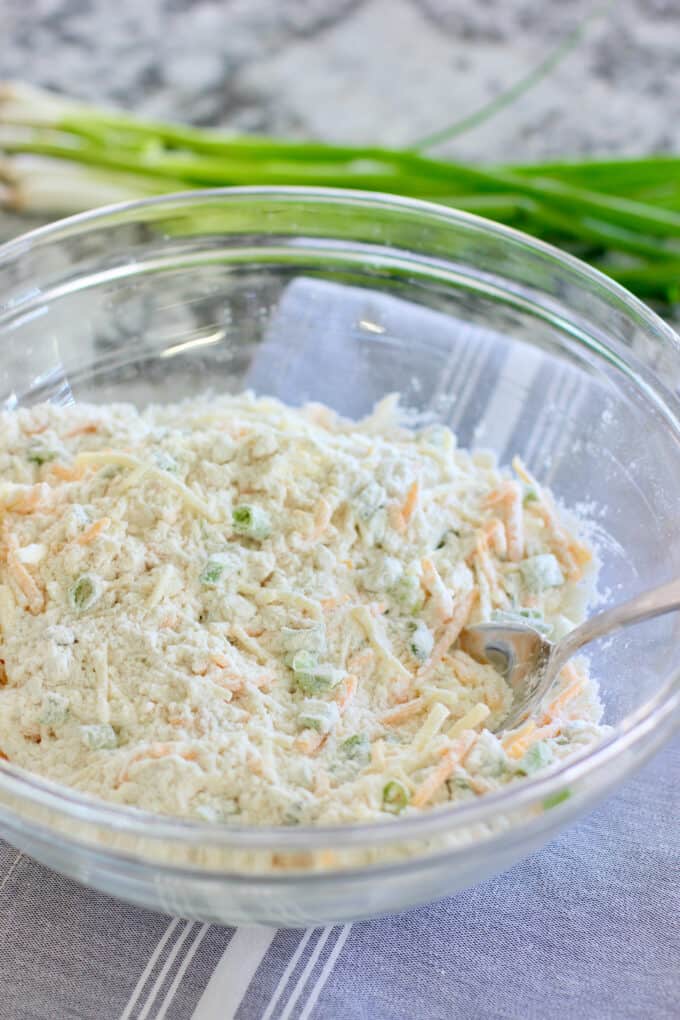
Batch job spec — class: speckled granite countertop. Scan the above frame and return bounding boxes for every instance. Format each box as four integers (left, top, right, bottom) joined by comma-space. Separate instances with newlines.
1, 0, 679, 242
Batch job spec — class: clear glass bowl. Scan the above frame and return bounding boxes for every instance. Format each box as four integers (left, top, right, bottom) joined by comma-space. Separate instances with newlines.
0, 188, 678, 927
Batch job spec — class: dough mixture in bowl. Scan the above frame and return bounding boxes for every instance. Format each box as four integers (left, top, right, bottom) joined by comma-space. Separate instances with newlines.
0, 393, 605, 824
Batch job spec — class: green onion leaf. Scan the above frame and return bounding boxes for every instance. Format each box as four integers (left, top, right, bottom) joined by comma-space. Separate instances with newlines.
543, 789, 571, 810
80, 723, 118, 750
298, 699, 340, 734
391, 572, 424, 613
154, 450, 178, 472
341, 733, 371, 764
69, 574, 101, 611
491, 608, 553, 637
519, 554, 564, 593
516, 741, 554, 775
4, 82, 680, 311
362, 556, 402, 593
354, 481, 385, 521
200, 560, 225, 586
281, 625, 327, 661
382, 780, 409, 813
27, 446, 57, 465
290, 649, 318, 674
409, 621, 434, 662
232, 504, 271, 540
39, 692, 69, 727
294, 660, 344, 696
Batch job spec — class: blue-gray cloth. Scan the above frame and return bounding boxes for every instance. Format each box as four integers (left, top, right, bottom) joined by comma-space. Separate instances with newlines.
0, 279, 678, 1019
0, 742, 676, 1019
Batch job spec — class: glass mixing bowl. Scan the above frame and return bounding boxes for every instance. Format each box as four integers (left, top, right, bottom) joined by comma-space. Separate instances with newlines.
0, 188, 678, 927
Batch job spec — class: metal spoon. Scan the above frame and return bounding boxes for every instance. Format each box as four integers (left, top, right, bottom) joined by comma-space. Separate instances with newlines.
462, 577, 680, 733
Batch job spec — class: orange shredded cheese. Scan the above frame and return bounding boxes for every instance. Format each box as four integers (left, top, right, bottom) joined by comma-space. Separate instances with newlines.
4, 528, 44, 615
401, 479, 420, 524
51, 462, 86, 482
502, 721, 537, 759
381, 697, 426, 725
387, 502, 407, 535
411, 732, 477, 807
336, 674, 357, 713
117, 743, 199, 786
65, 422, 100, 438
77, 517, 111, 545
417, 589, 477, 681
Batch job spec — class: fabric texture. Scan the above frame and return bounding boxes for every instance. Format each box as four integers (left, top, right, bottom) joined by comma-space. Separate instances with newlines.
0, 278, 677, 1019
0, 742, 677, 1020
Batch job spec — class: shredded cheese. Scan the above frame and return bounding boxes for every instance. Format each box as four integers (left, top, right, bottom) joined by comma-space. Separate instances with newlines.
447, 702, 490, 740
0, 393, 606, 825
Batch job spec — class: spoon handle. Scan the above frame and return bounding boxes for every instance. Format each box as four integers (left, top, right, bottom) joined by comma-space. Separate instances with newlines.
551, 576, 680, 675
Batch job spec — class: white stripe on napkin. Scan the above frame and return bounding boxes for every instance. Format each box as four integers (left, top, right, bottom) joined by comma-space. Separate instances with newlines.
278, 927, 336, 1020
136, 921, 197, 1020
155, 923, 210, 1020
298, 925, 351, 1020
119, 918, 182, 1020
260, 929, 316, 1020
0, 851, 23, 898
192, 927, 276, 1020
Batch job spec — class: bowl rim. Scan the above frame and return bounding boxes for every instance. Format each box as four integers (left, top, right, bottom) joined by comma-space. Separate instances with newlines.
0, 184, 679, 856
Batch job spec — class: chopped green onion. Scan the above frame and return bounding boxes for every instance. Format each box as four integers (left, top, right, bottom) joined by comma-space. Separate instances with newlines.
520, 554, 564, 593
391, 572, 424, 613
80, 723, 117, 750
290, 649, 318, 674
341, 733, 371, 764
409, 621, 434, 662
154, 450, 178, 472
522, 485, 540, 504
436, 529, 461, 550
282, 809, 302, 826
232, 504, 271, 540
293, 657, 344, 696
516, 740, 554, 775
418, 424, 455, 451
39, 692, 69, 727
382, 780, 409, 813
196, 799, 240, 821
354, 481, 385, 521
543, 789, 571, 810
27, 446, 57, 465
200, 559, 225, 586
69, 574, 101, 611
491, 608, 552, 637
281, 625, 326, 661
362, 556, 402, 593
298, 699, 340, 734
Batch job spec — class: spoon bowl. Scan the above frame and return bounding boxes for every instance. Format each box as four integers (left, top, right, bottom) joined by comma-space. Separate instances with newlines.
463, 576, 680, 733
462, 623, 553, 732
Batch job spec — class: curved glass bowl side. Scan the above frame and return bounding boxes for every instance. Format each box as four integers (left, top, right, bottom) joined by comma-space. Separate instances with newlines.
0, 188, 678, 924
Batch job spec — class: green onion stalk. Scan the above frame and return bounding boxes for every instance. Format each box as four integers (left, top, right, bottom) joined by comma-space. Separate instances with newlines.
0, 82, 678, 309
